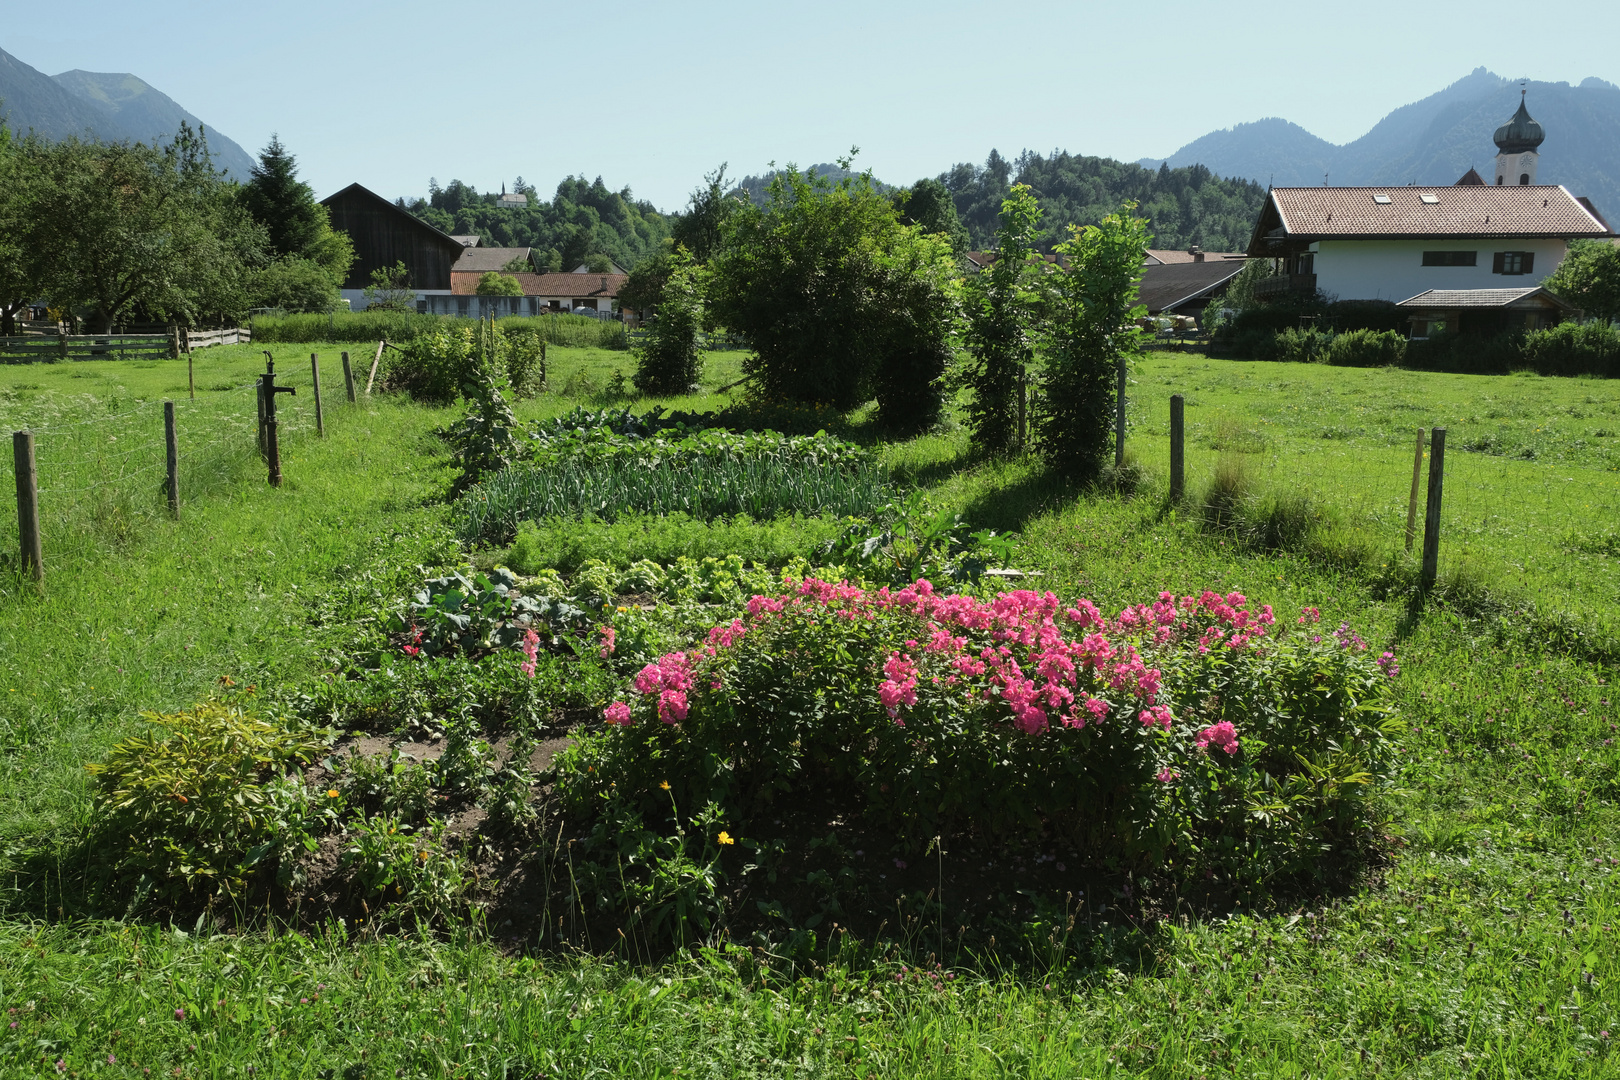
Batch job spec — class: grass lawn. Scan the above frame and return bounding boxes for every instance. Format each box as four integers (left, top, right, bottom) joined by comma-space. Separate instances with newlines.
0, 346, 1615, 1077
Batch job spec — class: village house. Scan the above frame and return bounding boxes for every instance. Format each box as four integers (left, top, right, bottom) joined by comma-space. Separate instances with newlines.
1245, 94, 1612, 313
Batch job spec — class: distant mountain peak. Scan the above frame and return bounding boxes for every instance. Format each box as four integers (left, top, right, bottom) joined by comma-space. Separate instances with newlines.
1150, 71, 1620, 218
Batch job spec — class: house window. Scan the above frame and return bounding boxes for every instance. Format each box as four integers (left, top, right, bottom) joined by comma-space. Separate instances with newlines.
1493, 252, 1535, 275
1422, 251, 1477, 267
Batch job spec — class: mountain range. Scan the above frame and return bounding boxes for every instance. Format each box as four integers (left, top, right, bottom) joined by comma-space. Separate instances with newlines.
0, 46, 256, 179
1142, 68, 1620, 220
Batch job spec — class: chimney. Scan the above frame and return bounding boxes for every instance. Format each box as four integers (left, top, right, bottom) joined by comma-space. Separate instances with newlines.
1191, 247, 1204, 263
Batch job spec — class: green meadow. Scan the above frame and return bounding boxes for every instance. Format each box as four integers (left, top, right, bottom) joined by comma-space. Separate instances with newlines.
0, 344, 1614, 1077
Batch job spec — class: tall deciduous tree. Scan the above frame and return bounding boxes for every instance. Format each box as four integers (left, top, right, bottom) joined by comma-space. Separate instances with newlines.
710, 161, 962, 430
894, 177, 969, 256
963, 184, 1044, 452
670, 164, 735, 264
1040, 203, 1151, 480
0, 121, 37, 335
25, 125, 266, 331
1545, 238, 1620, 324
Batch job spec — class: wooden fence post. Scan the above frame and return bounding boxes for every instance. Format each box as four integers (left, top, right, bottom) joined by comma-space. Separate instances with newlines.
1420, 427, 1446, 591
311, 353, 325, 437
366, 339, 385, 395
1405, 428, 1425, 553
164, 400, 179, 519
341, 351, 356, 403
13, 430, 42, 585
1114, 356, 1127, 469
1169, 393, 1185, 502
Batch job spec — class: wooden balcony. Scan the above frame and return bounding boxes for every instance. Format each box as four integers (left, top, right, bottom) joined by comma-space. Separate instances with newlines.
1254, 273, 1317, 297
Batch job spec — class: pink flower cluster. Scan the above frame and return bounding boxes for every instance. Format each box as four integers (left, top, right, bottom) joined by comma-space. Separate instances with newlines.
1377, 651, 1400, 679
634, 652, 692, 722
1195, 721, 1240, 755
879, 653, 919, 720
598, 625, 616, 658
518, 628, 539, 678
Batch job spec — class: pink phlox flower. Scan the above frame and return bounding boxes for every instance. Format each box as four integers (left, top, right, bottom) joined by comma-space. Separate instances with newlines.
1195, 721, 1240, 755
1139, 704, 1173, 730
597, 625, 617, 658
1155, 767, 1179, 783
657, 689, 689, 723
603, 701, 632, 726
879, 652, 920, 717
1085, 697, 1110, 720
1377, 651, 1400, 678
1297, 605, 1321, 626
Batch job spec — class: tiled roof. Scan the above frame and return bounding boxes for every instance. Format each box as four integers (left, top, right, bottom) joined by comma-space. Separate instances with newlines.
1260, 186, 1610, 241
1144, 249, 1246, 265
1396, 287, 1575, 310
1138, 260, 1249, 313
454, 247, 532, 272
450, 271, 626, 297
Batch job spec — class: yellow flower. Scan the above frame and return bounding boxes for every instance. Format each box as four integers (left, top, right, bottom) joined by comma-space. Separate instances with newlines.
718, 831, 735, 846
327, 789, 340, 798
660, 781, 671, 790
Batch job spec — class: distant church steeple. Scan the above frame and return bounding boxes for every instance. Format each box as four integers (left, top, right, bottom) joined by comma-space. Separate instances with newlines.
1493, 88, 1545, 186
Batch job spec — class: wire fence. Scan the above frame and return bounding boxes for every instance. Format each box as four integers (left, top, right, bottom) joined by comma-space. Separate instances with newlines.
0, 372, 330, 574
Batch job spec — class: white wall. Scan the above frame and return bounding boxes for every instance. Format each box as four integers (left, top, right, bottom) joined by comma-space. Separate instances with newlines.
341, 289, 451, 312
1313, 238, 1567, 302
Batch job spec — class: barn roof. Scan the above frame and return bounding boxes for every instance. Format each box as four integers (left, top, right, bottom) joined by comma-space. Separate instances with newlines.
1138, 259, 1249, 313
455, 247, 533, 272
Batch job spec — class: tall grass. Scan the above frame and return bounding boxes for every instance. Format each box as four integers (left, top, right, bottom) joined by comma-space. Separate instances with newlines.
250, 310, 627, 349
456, 456, 893, 544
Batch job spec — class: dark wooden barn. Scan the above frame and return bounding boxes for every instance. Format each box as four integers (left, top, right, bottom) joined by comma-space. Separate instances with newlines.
320, 183, 464, 292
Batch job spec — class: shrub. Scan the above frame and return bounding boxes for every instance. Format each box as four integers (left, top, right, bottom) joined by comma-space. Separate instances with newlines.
383, 323, 545, 405
1272, 326, 1334, 363
1327, 328, 1405, 368
84, 702, 335, 903
559, 581, 1401, 889
632, 250, 705, 395
1520, 321, 1620, 377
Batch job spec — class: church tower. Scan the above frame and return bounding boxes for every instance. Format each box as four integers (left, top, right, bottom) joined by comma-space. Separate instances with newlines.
1493, 90, 1545, 186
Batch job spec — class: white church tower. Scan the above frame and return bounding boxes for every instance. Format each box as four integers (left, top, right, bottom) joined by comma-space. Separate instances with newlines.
1493, 90, 1545, 186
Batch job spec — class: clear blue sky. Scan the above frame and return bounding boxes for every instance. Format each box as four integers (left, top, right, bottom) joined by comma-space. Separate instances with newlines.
9, 0, 1618, 210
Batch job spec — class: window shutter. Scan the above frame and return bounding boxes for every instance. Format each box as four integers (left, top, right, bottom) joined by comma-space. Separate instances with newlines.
1522, 252, 1534, 274
1492, 252, 1505, 274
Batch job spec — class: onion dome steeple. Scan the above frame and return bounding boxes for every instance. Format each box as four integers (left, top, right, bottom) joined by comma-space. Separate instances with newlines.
1493, 89, 1544, 186
1493, 92, 1545, 155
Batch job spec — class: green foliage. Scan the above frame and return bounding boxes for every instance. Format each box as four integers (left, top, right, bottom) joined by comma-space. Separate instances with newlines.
503, 512, 850, 574
940, 149, 1266, 254
475, 271, 524, 297
251, 256, 340, 314
446, 367, 522, 495
455, 428, 894, 544
962, 184, 1044, 452
239, 134, 353, 287
17, 125, 266, 330
383, 321, 544, 405
336, 747, 440, 825
1544, 237, 1620, 323
407, 174, 672, 271
820, 494, 1016, 587
1327, 328, 1407, 367
382, 566, 578, 659
1519, 320, 1620, 377
83, 701, 334, 903
893, 176, 970, 255
710, 161, 963, 428
669, 164, 735, 264
1040, 203, 1150, 480
632, 249, 706, 394
362, 260, 416, 313
340, 814, 475, 928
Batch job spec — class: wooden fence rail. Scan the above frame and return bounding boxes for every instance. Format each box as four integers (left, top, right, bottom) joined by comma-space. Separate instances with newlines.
0, 327, 251, 363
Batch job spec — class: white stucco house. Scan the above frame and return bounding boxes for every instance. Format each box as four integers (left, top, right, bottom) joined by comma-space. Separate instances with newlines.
1246, 94, 1613, 311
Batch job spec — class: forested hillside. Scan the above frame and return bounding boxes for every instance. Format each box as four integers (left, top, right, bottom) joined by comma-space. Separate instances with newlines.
402, 175, 673, 270
940, 149, 1266, 254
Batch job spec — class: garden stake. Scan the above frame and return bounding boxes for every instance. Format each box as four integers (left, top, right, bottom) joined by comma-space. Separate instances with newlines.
1420, 427, 1446, 591
311, 353, 325, 437
260, 356, 297, 488
1405, 428, 1425, 552
13, 429, 42, 585
1170, 393, 1185, 502
1115, 356, 1127, 468
164, 399, 179, 519
366, 339, 385, 394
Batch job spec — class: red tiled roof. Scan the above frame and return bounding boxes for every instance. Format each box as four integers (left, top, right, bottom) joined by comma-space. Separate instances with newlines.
1261, 186, 1610, 241
450, 271, 626, 297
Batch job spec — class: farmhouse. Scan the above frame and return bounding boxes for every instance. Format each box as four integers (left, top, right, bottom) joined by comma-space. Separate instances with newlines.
1137, 252, 1250, 319
321, 182, 464, 312
1246, 94, 1613, 304
417, 271, 628, 318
